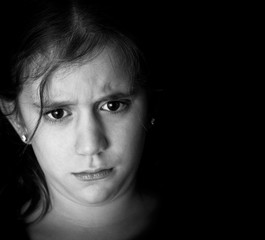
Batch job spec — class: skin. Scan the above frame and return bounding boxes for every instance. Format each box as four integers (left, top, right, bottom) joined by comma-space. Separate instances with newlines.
10, 49, 154, 239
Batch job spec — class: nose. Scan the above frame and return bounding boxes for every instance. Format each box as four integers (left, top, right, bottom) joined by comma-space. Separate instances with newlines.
75, 113, 108, 156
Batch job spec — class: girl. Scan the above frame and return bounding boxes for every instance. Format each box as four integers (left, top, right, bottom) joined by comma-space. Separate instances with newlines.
0, 0, 167, 239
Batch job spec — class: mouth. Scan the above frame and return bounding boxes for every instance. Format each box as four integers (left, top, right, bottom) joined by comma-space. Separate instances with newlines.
72, 168, 113, 181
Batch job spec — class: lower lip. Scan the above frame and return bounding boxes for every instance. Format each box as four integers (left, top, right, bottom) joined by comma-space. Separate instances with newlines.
73, 169, 113, 182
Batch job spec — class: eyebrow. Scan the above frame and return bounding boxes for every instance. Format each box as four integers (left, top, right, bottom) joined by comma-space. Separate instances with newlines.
32, 90, 137, 110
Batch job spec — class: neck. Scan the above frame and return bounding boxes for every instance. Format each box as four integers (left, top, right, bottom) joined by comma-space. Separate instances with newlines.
46, 186, 144, 228
27, 185, 157, 240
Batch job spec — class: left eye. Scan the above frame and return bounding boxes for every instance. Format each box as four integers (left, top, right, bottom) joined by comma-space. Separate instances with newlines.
100, 101, 128, 112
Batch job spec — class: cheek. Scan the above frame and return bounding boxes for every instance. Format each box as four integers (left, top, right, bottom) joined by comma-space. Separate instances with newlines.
31, 128, 72, 172
111, 100, 147, 163
113, 118, 146, 164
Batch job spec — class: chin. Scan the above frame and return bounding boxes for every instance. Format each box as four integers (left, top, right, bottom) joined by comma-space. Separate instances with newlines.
79, 186, 117, 205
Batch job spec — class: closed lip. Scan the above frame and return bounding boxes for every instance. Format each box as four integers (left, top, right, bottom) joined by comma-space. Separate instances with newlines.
72, 168, 113, 181
73, 168, 113, 175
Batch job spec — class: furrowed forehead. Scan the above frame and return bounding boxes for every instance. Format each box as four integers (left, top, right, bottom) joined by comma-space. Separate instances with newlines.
20, 40, 141, 106
25, 49, 136, 104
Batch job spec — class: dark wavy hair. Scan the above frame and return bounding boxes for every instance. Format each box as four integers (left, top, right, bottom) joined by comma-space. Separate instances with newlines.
0, 0, 148, 224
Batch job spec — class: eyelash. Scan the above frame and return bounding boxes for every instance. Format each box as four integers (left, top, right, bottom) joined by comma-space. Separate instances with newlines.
100, 100, 131, 114
43, 100, 131, 124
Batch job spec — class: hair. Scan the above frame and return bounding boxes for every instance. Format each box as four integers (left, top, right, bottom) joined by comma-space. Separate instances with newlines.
0, 0, 149, 224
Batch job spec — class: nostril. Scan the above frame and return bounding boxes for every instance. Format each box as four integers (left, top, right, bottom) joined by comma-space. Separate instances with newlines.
100, 136, 109, 152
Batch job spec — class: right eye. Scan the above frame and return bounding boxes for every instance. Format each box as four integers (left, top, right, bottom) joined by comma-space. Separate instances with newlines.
45, 109, 71, 122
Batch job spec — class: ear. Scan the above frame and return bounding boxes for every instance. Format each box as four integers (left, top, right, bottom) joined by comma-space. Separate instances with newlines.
0, 99, 27, 138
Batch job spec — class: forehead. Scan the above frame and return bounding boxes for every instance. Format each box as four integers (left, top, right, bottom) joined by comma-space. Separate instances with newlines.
24, 49, 133, 103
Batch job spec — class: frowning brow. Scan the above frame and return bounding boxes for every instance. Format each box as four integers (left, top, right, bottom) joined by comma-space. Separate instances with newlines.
32, 90, 137, 110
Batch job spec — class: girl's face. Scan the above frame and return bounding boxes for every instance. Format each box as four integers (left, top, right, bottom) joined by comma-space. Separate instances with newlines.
17, 49, 147, 206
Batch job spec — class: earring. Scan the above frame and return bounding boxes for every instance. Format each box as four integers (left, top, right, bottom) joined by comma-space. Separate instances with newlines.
21, 134, 28, 143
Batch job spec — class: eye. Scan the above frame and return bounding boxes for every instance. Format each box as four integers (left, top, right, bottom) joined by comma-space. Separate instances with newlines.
45, 109, 70, 121
100, 100, 129, 113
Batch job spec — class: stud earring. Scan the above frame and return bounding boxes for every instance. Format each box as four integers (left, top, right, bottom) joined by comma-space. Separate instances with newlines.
21, 134, 28, 143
